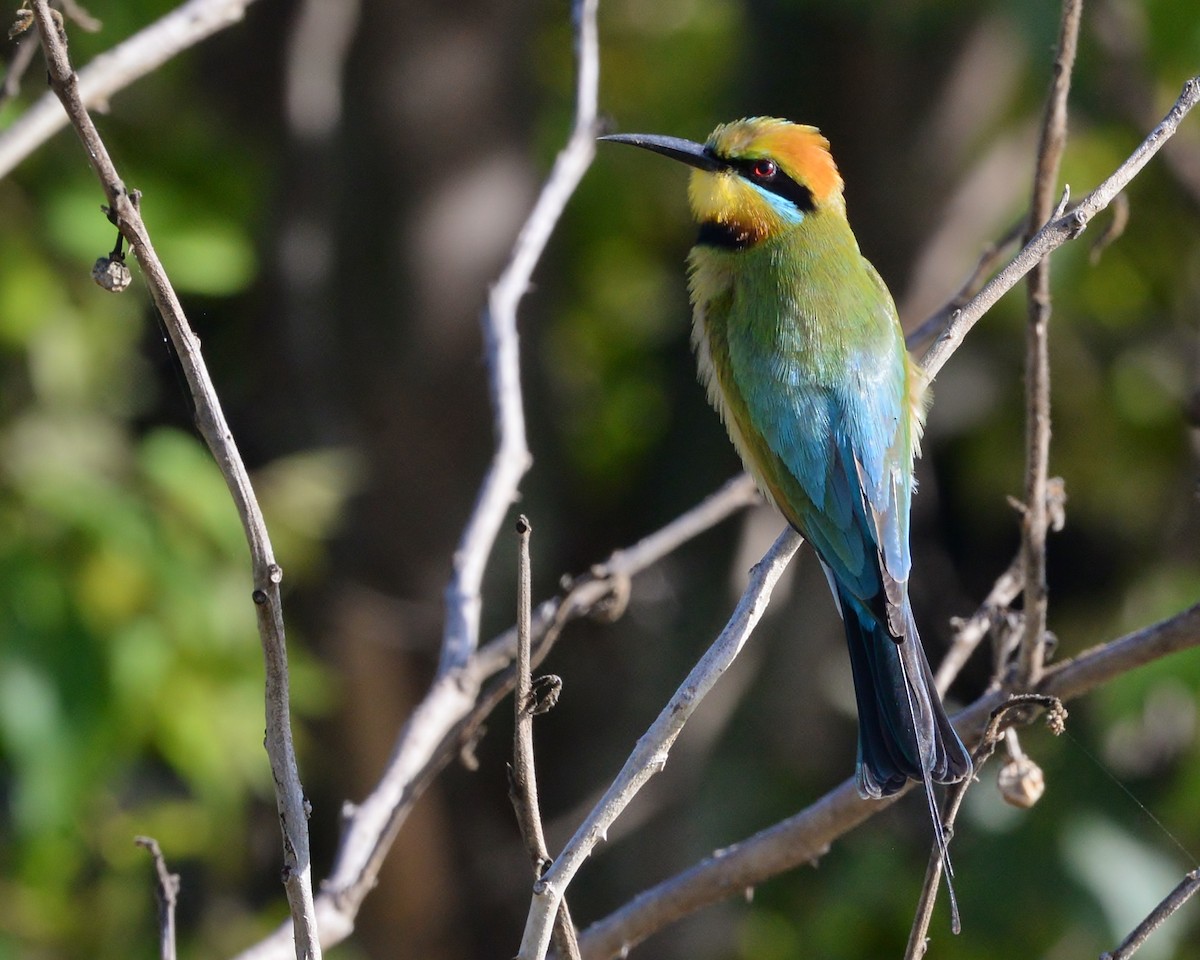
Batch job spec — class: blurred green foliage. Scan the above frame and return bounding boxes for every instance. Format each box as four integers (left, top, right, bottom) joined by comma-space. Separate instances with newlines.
1, 0, 1199, 958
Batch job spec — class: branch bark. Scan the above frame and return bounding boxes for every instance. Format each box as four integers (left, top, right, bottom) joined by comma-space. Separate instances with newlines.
440, 0, 601, 675
1100, 868, 1200, 960
510, 517, 582, 960
135, 836, 181, 960
232, 474, 761, 960
921, 74, 1200, 381
25, 4, 320, 957
518, 529, 804, 960
1017, 0, 1082, 688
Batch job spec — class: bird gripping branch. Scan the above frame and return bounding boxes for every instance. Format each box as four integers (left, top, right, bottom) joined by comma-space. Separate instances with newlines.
602, 117, 972, 916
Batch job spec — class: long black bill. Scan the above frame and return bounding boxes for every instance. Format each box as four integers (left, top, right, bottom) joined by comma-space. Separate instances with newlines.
598, 133, 723, 172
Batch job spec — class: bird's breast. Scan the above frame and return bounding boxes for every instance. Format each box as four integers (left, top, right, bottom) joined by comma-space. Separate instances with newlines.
686, 245, 800, 505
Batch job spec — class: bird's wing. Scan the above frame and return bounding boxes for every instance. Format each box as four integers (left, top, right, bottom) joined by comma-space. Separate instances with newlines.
729, 314, 911, 615
844, 344, 916, 622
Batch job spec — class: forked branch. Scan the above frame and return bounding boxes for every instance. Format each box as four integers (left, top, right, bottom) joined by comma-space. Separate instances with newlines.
0, 0, 265, 178
440, 0, 602, 674
572, 602, 1200, 958
517, 529, 805, 960
922, 74, 1200, 380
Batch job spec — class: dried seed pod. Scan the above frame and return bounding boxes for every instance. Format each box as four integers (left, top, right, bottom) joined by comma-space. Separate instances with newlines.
92, 255, 132, 293
997, 755, 1045, 808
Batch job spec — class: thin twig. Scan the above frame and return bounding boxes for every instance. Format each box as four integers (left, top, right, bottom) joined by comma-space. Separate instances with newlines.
572, 603, 1200, 959
921, 74, 1200, 381
1100, 868, 1200, 960
510, 517, 583, 960
1016, 0, 1082, 689
915, 14, 1083, 938
135, 836, 180, 960
511, 517, 543, 859
0, 0, 264, 179
902, 696, 1064, 960
440, 0, 601, 675
232, 474, 760, 960
25, 5, 320, 957
518, 528, 805, 960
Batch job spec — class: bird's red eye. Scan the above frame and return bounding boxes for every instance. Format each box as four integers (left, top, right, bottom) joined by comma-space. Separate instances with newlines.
751, 159, 776, 179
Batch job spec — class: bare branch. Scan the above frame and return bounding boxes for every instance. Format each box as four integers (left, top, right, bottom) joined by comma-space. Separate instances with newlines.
1017, 0, 1082, 689
232, 474, 759, 960
518, 528, 804, 960
914, 19, 1087, 942
1101, 868, 1200, 960
0, 0, 263, 179
510, 517, 582, 960
903, 696, 1064, 960
510, 516, 545, 860
921, 74, 1200, 381
234, 6, 608, 946
573, 602, 1200, 958
440, 0, 602, 674
24, 4, 320, 956
135, 836, 180, 960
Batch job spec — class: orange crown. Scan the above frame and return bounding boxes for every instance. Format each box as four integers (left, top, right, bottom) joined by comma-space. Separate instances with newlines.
708, 117, 844, 205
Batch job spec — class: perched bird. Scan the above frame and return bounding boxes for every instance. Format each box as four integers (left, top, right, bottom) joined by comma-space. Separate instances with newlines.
601, 118, 972, 879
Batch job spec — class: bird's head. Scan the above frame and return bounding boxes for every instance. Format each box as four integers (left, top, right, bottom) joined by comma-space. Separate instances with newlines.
601, 117, 845, 249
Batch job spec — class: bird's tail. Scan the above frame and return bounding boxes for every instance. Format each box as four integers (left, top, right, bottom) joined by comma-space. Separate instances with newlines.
839, 590, 972, 919
839, 593, 970, 797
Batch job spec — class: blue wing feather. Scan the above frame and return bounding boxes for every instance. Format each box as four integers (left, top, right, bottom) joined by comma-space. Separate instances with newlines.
720, 254, 969, 797
731, 316, 907, 608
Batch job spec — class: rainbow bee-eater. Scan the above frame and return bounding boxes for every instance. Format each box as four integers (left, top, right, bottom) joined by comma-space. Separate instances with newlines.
601, 118, 972, 868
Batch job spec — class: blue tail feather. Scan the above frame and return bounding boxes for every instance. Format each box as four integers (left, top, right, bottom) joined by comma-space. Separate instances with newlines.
838, 588, 972, 925
837, 590, 971, 799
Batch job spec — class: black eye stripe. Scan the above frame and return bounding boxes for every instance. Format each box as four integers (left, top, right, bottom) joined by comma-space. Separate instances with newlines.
725, 156, 816, 214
